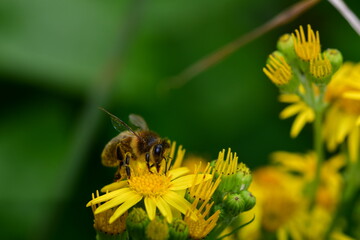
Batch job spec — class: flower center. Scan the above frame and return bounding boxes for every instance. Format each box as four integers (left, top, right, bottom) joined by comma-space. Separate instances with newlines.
128, 173, 171, 197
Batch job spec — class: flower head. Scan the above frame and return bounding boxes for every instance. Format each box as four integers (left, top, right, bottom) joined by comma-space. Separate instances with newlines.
310, 54, 332, 83
292, 25, 320, 61
90, 190, 128, 235
263, 53, 292, 86
184, 197, 220, 239
324, 62, 360, 161
239, 152, 347, 239
87, 143, 212, 223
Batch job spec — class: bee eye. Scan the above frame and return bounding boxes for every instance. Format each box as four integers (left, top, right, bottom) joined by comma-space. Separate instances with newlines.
154, 144, 163, 156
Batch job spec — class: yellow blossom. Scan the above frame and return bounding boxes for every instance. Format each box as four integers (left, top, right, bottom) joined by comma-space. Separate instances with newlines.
239, 151, 348, 240
184, 197, 220, 239
292, 25, 320, 61
324, 62, 360, 162
87, 143, 212, 223
310, 54, 332, 80
263, 54, 292, 85
90, 190, 128, 235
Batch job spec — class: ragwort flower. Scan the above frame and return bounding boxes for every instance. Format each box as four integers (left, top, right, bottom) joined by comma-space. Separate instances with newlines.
86, 143, 212, 223
324, 62, 360, 162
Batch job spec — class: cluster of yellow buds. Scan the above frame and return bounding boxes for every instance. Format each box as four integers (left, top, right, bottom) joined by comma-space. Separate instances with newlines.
263, 25, 343, 93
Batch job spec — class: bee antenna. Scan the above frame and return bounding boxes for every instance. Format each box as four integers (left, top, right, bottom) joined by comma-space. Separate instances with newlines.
99, 107, 145, 143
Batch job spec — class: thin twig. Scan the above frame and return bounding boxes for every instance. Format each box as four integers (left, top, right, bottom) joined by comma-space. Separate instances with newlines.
165, 0, 321, 90
328, 0, 360, 35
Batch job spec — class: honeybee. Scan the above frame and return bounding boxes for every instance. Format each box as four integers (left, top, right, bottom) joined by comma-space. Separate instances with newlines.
100, 108, 170, 180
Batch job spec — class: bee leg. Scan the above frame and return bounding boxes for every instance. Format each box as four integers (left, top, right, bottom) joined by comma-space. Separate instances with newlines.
145, 153, 152, 173
164, 158, 168, 175
125, 154, 131, 178
156, 164, 160, 173
114, 161, 124, 181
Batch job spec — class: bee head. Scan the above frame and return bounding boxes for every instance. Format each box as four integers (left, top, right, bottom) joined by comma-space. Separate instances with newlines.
151, 140, 170, 163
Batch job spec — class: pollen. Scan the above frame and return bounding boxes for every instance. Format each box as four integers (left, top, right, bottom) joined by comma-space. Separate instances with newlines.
128, 173, 171, 197
310, 54, 332, 79
263, 54, 292, 85
292, 25, 320, 61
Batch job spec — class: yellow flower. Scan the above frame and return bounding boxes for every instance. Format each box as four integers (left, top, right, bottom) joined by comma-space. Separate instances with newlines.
279, 93, 315, 138
238, 167, 304, 240
310, 53, 332, 80
263, 54, 292, 85
187, 162, 221, 203
324, 62, 360, 162
184, 197, 220, 239
239, 152, 347, 240
271, 151, 345, 211
86, 144, 212, 223
90, 190, 128, 235
292, 25, 320, 61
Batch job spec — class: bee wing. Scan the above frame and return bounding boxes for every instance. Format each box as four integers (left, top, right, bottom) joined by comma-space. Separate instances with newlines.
129, 114, 149, 130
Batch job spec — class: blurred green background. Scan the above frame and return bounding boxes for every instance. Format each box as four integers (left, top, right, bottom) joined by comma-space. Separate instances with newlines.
0, 0, 359, 239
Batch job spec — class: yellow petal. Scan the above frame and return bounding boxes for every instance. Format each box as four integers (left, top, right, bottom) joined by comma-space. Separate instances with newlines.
173, 145, 186, 169
335, 114, 355, 143
290, 110, 309, 138
86, 188, 130, 207
144, 197, 156, 220
169, 174, 212, 190
155, 197, 173, 223
342, 91, 360, 100
101, 181, 127, 192
163, 191, 192, 216
168, 167, 190, 180
109, 193, 142, 224
280, 103, 305, 119
94, 190, 135, 214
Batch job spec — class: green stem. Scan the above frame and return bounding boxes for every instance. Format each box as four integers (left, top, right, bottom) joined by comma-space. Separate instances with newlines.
308, 85, 326, 210
324, 154, 360, 239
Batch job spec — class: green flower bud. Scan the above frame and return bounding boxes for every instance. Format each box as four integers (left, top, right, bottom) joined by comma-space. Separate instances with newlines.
146, 218, 169, 240
223, 193, 245, 217
277, 33, 297, 62
239, 190, 256, 212
126, 208, 150, 240
233, 162, 252, 192
169, 219, 189, 240
234, 172, 252, 192
323, 49, 343, 74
